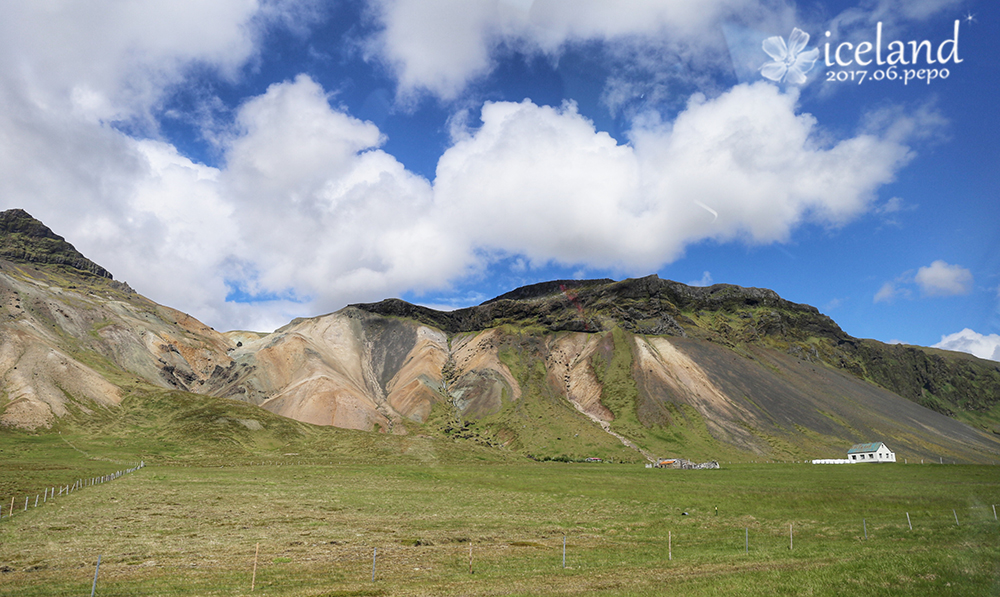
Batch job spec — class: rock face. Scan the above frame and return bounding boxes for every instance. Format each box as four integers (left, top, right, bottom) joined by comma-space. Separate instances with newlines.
207, 310, 446, 432
0, 209, 113, 279
0, 259, 233, 428
2, 211, 999, 464
202, 310, 521, 433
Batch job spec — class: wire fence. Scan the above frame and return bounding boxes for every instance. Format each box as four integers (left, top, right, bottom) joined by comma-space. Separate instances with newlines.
2, 500, 998, 596
3, 459, 999, 595
0, 461, 144, 523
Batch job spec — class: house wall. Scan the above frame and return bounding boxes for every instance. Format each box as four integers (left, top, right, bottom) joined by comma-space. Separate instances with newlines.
848, 445, 896, 463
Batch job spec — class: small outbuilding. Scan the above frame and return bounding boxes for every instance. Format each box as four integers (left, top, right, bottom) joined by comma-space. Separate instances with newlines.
847, 442, 895, 463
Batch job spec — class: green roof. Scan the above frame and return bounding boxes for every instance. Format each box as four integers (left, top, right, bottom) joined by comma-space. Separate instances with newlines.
847, 442, 886, 454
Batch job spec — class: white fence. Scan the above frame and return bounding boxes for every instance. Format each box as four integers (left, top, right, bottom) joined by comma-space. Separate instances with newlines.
1, 461, 144, 522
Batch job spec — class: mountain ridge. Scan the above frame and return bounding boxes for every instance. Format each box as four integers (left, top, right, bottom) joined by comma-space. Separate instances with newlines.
0, 209, 113, 279
1, 208, 998, 465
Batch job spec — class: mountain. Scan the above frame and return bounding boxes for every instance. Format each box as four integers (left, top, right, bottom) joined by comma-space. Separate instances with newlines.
2, 209, 999, 464
0, 208, 113, 279
0, 212, 232, 429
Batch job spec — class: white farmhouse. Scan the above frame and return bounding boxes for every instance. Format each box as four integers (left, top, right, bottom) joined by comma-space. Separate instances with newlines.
847, 442, 895, 463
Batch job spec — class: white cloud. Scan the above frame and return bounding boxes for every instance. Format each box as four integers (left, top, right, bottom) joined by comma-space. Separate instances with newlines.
824, 297, 845, 311
435, 99, 646, 267
363, 0, 960, 106
0, 3, 935, 333
874, 282, 901, 304
220, 75, 471, 322
363, 0, 510, 102
831, 0, 963, 32
0, 1, 275, 125
875, 260, 973, 305
0, 1, 317, 331
1, 72, 924, 332
363, 0, 781, 101
436, 84, 912, 274
933, 329, 1000, 363
915, 260, 973, 296
878, 197, 905, 214
689, 272, 714, 287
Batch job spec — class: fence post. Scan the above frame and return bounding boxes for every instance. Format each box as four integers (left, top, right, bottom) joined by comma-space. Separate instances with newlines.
863, 519, 867, 540
745, 528, 748, 554
953, 509, 959, 526
993, 505, 997, 522
91, 555, 101, 597
906, 512, 912, 531
563, 536, 566, 569
251, 542, 259, 591
372, 547, 377, 582
789, 523, 793, 550
668, 531, 672, 561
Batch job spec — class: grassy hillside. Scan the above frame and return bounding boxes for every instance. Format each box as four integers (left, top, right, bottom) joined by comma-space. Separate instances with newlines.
3, 217, 1000, 595
1, 460, 998, 596
0, 382, 508, 502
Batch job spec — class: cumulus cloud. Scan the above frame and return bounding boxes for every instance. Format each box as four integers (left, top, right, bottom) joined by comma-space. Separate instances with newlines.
0, 1, 312, 331
933, 329, 1000, 362
0, 2, 938, 332
436, 84, 912, 274
221, 75, 469, 313
875, 260, 973, 305
0, 1, 273, 124
363, 0, 782, 101
915, 260, 973, 296
0, 77, 925, 330
364, 0, 960, 106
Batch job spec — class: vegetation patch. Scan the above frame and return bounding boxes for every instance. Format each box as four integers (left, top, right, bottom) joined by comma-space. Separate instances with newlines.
1, 457, 998, 596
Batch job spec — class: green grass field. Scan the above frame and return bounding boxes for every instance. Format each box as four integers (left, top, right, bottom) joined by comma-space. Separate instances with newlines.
2, 444, 999, 596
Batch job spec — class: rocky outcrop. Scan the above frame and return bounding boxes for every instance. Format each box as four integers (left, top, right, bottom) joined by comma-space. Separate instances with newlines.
0, 209, 113, 278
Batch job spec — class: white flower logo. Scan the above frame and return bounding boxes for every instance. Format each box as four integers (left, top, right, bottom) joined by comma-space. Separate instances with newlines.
760, 28, 819, 85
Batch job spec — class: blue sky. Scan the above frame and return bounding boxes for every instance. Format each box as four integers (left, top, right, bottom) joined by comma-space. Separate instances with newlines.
1, 0, 997, 361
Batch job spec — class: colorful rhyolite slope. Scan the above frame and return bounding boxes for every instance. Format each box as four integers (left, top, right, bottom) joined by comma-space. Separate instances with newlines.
1, 209, 998, 464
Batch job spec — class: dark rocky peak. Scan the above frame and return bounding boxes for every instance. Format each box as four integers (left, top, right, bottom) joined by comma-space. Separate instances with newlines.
0, 208, 62, 239
0, 208, 113, 279
352, 274, 847, 340
483, 278, 615, 304
490, 275, 808, 314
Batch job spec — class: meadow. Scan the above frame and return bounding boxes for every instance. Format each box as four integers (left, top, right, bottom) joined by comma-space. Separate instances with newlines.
2, 449, 999, 596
